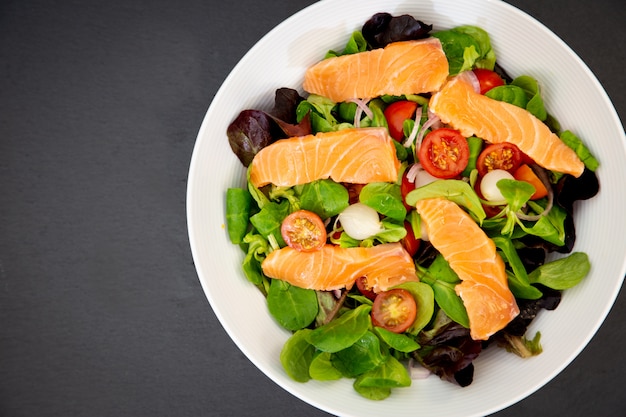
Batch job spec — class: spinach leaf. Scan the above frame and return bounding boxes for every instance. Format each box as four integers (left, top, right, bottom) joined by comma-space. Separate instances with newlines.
296, 94, 353, 133
512, 76, 547, 121
267, 279, 318, 331
309, 352, 342, 381
326, 31, 368, 58
280, 329, 315, 382
299, 179, 349, 219
373, 327, 420, 352
332, 331, 387, 377
352, 384, 391, 401
528, 252, 590, 290
249, 200, 290, 247
418, 258, 470, 328
485, 85, 529, 108
226, 188, 252, 244
492, 236, 543, 299
359, 182, 406, 221
432, 30, 480, 75
306, 304, 372, 353
451, 25, 496, 70
405, 179, 486, 223
519, 207, 567, 247
432, 25, 495, 75
354, 355, 411, 389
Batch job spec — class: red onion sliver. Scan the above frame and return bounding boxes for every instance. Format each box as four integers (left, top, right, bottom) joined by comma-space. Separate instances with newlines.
460, 70, 481, 93
415, 111, 441, 151
408, 358, 432, 380
348, 98, 373, 127
406, 163, 420, 184
403, 106, 423, 147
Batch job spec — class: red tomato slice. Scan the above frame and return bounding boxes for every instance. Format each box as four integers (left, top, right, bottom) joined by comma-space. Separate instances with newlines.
402, 220, 420, 257
371, 288, 417, 333
384, 100, 418, 141
476, 142, 523, 177
473, 68, 505, 95
400, 169, 416, 211
418, 128, 470, 179
356, 276, 377, 301
280, 210, 327, 252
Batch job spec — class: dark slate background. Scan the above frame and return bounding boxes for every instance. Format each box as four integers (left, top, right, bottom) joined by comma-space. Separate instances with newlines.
1, 0, 624, 416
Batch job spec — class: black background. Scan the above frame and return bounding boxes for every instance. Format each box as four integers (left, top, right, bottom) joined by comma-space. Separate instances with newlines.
1, 1, 624, 416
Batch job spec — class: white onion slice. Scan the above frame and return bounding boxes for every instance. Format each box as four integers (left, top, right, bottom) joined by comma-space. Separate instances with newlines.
480, 169, 515, 202
337, 203, 382, 240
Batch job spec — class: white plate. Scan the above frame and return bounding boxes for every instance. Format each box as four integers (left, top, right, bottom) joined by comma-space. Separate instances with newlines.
187, 1, 626, 416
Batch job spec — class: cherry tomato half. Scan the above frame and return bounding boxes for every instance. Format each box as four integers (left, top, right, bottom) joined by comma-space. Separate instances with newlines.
281, 210, 327, 252
418, 128, 470, 179
371, 288, 417, 333
402, 221, 420, 257
476, 142, 523, 177
473, 68, 505, 95
384, 100, 418, 141
356, 276, 377, 301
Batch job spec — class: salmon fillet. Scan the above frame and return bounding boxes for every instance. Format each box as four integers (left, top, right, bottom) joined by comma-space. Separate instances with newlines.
302, 38, 449, 102
429, 73, 585, 177
248, 127, 400, 188
261, 243, 418, 292
414, 197, 519, 340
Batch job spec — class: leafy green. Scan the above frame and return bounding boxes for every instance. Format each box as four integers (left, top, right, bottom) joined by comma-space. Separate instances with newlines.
309, 352, 343, 381
559, 130, 599, 171
298, 179, 349, 219
405, 179, 486, 223
332, 331, 387, 377
373, 327, 420, 352
359, 182, 406, 221
528, 252, 590, 290
485, 85, 528, 108
354, 355, 411, 389
225, 188, 253, 244
249, 200, 290, 247
432, 25, 495, 75
393, 281, 435, 335
306, 304, 372, 353
417, 257, 470, 328
512, 76, 547, 121
280, 329, 315, 382
492, 236, 543, 299
241, 232, 270, 289
461, 136, 483, 177
267, 279, 319, 331
325, 31, 368, 58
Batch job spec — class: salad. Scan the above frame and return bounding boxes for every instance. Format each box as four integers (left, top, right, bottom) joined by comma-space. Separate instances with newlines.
224, 12, 600, 400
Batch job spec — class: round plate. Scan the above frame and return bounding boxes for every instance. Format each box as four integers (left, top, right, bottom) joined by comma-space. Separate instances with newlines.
187, 1, 626, 416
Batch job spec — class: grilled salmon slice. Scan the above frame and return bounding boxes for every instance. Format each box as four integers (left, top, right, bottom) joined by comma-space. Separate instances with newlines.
248, 127, 400, 188
414, 197, 519, 340
261, 242, 418, 292
302, 38, 449, 102
429, 72, 585, 177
